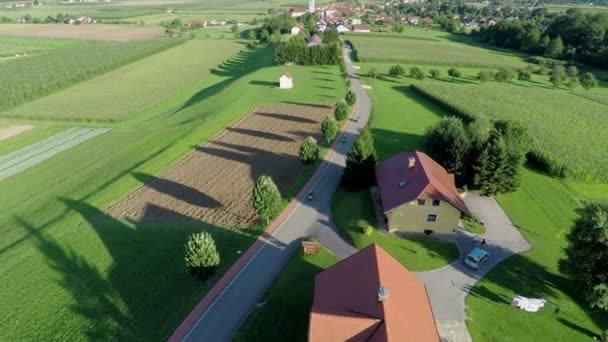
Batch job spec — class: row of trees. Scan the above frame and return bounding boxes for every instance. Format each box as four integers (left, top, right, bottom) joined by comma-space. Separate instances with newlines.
476, 9, 608, 69
380, 63, 599, 90
425, 117, 529, 195
274, 38, 342, 65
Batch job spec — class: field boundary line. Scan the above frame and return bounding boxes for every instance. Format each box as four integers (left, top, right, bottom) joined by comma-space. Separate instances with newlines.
169, 99, 356, 342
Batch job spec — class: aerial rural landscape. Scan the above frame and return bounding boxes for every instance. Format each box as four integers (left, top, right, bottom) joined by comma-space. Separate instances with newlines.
0, 0, 607, 341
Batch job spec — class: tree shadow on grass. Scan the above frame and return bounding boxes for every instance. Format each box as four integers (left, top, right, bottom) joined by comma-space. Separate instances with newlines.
16, 199, 258, 341
254, 111, 319, 123
175, 46, 274, 113
249, 80, 278, 88
280, 101, 332, 109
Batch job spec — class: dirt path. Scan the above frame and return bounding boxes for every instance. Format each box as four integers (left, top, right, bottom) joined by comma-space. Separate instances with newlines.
0, 124, 33, 142
107, 104, 332, 228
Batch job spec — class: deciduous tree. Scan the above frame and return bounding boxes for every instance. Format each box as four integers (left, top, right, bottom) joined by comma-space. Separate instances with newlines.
428, 69, 440, 79
321, 117, 339, 144
448, 67, 461, 81
389, 65, 405, 78
581, 72, 598, 90
334, 99, 349, 121
409, 66, 425, 80
424, 117, 470, 177
299, 136, 319, 164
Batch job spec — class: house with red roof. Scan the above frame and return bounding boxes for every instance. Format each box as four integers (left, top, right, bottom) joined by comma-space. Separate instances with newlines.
375, 151, 470, 235
308, 244, 440, 341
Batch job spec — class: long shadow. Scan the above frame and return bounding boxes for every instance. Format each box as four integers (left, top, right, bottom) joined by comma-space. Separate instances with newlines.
254, 111, 319, 123
175, 46, 274, 113
280, 101, 332, 109
17, 199, 258, 341
132, 172, 221, 209
226, 127, 294, 142
557, 318, 598, 338
249, 80, 278, 87
313, 77, 335, 82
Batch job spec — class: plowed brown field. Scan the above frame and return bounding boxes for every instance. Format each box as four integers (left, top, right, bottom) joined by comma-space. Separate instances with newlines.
107, 104, 332, 228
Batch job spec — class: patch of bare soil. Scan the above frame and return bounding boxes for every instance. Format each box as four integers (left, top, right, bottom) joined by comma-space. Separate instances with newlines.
0, 24, 164, 41
107, 104, 332, 228
0, 124, 33, 142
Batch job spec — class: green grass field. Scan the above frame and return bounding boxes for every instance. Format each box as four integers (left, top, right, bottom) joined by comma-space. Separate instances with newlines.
0, 121, 68, 156
0, 37, 182, 114
332, 189, 459, 271
355, 59, 608, 340
3, 39, 246, 122
346, 29, 529, 68
412, 77, 608, 182
234, 248, 338, 342
0, 41, 346, 341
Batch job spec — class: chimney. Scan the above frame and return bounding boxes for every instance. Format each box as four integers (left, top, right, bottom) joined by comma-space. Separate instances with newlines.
408, 156, 416, 169
378, 286, 389, 303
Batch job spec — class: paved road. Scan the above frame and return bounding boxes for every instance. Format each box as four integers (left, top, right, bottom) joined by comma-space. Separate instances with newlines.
415, 193, 531, 342
181, 44, 370, 342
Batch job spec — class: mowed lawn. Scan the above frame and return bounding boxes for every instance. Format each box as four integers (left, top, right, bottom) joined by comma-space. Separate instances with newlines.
0, 43, 346, 341
355, 61, 608, 339
234, 248, 338, 342
346, 29, 528, 68
332, 189, 459, 271
4, 39, 246, 122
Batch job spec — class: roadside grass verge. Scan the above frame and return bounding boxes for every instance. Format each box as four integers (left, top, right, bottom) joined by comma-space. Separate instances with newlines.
0, 44, 346, 341
233, 247, 338, 342
332, 188, 459, 271
3, 39, 245, 122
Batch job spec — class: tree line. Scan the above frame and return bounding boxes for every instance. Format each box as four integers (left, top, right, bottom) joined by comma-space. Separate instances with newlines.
476, 8, 608, 69
274, 37, 342, 65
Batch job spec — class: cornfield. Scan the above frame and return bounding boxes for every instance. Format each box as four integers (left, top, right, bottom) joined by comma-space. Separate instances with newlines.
412, 82, 608, 181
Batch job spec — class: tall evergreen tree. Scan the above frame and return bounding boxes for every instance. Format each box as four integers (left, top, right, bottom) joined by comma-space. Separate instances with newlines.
424, 117, 470, 179
473, 132, 509, 195
342, 129, 378, 191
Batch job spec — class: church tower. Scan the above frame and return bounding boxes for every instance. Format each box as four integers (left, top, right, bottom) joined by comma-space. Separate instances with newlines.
308, 0, 315, 13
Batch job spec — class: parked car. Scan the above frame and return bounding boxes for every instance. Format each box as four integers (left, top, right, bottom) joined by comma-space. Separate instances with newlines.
464, 247, 489, 271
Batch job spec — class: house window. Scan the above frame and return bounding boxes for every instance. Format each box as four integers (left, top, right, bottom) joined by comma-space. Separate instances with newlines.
432, 199, 441, 207
417, 199, 426, 206
427, 214, 437, 222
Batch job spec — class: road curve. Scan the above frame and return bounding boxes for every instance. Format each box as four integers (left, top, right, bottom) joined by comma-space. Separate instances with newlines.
175, 44, 371, 342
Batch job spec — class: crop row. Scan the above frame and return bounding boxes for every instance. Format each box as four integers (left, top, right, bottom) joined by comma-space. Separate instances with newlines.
411, 82, 608, 181
0, 38, 184, 113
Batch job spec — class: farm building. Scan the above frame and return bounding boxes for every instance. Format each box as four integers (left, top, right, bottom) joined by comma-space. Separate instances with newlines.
291, 22, 304, 35
69, 16, 95, 25
375, 151, 470, 235
290, 7, 307, 17
353, 24, 370, 33
279, 72, 294, 89
308, 244, 440, 341
336, 24, 350, 33
307, 34, 322, 47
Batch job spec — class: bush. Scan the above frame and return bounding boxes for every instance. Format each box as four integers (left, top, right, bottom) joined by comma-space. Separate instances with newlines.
252, 175, 282, 224
368, 67, 378, 79
428, 69, 440, 79
494, 68, 515, 82
517, 69, 531, 81
477, 70, 494, 83
185, 232, 220, 281
388, 65, 405, 78
345, 90, 356, 105
448, 67, 461, 81
580, 72, 598, 90
335, 99, 349, 121
299, 136, 319, 164
409, 66, 425, 80
549, 66, 566, 88
362, 225, 374, 236
321, 116, 339, 144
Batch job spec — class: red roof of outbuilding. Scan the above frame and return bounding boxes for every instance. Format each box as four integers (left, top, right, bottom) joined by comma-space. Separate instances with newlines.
308, 244, 440, 342
375, 151, 470, 216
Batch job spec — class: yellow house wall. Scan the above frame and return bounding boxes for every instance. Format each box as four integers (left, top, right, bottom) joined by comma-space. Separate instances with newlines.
385, 199, 461, 234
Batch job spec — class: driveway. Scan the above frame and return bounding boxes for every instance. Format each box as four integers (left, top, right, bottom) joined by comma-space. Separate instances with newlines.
174, 44, 369, 342
415, 193, 531, 342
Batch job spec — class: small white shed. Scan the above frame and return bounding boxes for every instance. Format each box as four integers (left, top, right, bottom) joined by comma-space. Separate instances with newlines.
279, 72, 294, 89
